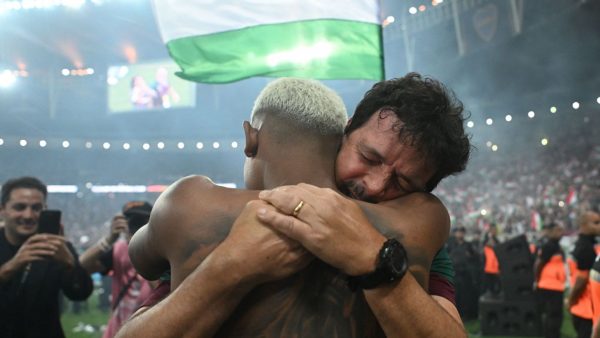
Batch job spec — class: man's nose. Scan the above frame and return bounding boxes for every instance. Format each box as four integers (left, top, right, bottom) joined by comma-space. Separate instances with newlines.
22, 207, 35, 219
362, 171, 389, 199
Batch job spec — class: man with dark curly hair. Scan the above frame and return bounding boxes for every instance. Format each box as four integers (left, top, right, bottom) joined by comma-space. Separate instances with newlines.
257, 73, 470, 335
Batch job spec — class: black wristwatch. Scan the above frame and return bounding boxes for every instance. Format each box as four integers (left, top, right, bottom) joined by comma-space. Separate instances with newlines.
347, 238, 408, 291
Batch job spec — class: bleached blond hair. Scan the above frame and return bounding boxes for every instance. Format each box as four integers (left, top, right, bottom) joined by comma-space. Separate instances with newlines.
251, 78, 348, 136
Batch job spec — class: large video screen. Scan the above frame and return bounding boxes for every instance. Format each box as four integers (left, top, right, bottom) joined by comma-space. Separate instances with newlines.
107, 60, 196, 113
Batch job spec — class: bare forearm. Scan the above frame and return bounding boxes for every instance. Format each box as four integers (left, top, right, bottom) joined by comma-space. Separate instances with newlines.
79, 238, 111, 273
568, 277, 588, 305
116, 252, 254, 338
364, 272, 467, 338
593, 321, 600, 338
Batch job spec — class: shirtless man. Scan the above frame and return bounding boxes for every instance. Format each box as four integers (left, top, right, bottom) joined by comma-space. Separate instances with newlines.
118, 77, 468, 337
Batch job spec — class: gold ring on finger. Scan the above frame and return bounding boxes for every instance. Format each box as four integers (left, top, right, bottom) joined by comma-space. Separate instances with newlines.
292, 200, 305, 217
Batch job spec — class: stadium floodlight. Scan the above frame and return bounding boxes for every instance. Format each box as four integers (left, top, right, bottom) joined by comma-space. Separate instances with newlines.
91, 185, 146, 194
63, 0, 86, 10
48, 185, 78, 193
485, 118, 493, 125
505, 114, 512, 122
0, 70, 16, 88
528, 111, 535, 119
383, 16, 395, 27
572, 101, 580, 110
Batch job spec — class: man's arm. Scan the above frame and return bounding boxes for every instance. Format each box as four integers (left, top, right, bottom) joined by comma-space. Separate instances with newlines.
117, 245, 258, 337
0, 234, 57, 283
127, 176, 203, 281
117, 200, 311, 337
568, 271, 590, 308
568, 244, 595, 308
60, 241, 94, 301
593, 319, 600, 338
79, 215, 128, 274
258, 184, 466, 337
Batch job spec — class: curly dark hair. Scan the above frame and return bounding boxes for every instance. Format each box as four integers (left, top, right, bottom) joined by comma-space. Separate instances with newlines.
345, 73, 471, 192
1, 176, 47, 206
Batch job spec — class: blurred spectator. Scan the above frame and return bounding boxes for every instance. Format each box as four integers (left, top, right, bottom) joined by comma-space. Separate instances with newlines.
534, 222, 566, 338
446, 226, 480, 320
79, 201, 154, 338
481, 223, 501, 297
0, 176, 93, 338
567, 209, 600, 338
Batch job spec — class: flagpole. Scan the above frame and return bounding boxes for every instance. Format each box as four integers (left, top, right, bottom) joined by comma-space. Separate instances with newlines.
378, 0, 386, 80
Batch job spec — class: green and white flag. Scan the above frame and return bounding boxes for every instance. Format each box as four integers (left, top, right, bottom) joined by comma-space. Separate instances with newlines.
152, 0, 383, 83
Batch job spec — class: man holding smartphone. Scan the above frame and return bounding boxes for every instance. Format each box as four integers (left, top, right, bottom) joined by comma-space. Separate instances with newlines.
0, 176, 93, 338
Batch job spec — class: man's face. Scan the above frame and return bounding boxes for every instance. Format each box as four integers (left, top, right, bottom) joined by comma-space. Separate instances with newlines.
584, 211, 600, 235
0, 188, 46, 244
549, 226, 564, 240
454, 230, 465, 242
335, 110, 435, 202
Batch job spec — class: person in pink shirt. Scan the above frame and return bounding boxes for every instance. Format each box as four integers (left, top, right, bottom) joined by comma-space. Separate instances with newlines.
80, 201, 154, 338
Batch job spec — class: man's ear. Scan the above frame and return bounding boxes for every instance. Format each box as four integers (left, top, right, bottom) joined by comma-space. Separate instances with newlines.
343, 117, 352, 134
243, 121, 258, 158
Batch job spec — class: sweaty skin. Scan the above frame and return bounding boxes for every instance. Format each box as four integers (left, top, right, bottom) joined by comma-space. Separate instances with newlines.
127, 175, 448, 337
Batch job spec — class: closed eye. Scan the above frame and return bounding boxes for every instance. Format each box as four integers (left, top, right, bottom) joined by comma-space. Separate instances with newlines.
360, 153, 379, 165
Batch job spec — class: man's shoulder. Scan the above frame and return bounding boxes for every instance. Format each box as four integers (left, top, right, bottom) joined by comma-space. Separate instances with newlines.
154, 175, 223, 218
378, 192, 450, 229
380, 191, 445, 210
164, 175, 217, 197
149, 175, 253, 255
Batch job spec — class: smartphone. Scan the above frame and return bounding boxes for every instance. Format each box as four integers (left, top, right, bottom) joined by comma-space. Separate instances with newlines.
38, 210, 62, 235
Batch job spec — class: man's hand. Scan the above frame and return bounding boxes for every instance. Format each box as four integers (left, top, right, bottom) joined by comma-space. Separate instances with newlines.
108, 215, 128, 244
48, 234, 76, 269
257, 183, 386, 276
6, 234, 57, 271
214, 200, 313, 286
5, 234, 74, 271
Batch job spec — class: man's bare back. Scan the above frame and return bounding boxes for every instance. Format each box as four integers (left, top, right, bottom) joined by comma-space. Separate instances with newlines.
133, 175, 447, 337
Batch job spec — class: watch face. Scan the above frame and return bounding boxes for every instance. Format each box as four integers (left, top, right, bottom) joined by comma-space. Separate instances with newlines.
379, 240, 406, 277
389, 246, 406, 275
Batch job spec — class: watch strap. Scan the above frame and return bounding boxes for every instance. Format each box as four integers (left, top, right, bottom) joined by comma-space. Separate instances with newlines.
347, 238, 408, 291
